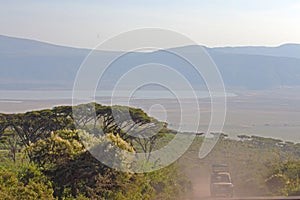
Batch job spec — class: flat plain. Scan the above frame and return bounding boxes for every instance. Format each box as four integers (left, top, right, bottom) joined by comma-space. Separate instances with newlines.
1, 88, 300, 142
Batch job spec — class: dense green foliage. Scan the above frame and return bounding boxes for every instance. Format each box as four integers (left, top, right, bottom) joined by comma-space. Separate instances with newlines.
266, 160, 300, 196
0, 164, 55, 200
0, 103, 189, 200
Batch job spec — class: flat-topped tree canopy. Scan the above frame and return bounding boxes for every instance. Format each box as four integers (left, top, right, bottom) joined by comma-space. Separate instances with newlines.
0, 103, 165, 155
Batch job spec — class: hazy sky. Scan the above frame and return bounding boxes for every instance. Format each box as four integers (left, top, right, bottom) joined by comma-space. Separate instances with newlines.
1, 0, 300, 48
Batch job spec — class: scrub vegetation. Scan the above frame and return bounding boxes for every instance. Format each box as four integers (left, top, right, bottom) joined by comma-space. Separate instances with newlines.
1, 103, 300, 199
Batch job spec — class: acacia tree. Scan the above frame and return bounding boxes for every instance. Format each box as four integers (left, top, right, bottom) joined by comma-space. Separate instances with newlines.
73, 103, 166, 157
3, 107, 74, 148
1, 103, 166, 162
0, 113, 7, 133
0, 106, 189, 199
0, 128, 20, 163
26, 129, 136, 199
0, 114, 20, 163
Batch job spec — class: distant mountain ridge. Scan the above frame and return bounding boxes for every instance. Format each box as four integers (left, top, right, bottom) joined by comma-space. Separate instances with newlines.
1, 35, 300, 90
209, 43, 300, 59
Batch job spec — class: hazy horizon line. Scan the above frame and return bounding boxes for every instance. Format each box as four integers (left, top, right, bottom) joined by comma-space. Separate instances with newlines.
2, 33, 300, 51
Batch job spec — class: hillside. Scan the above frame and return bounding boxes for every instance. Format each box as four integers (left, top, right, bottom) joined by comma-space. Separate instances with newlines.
1, 35, 300, 90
